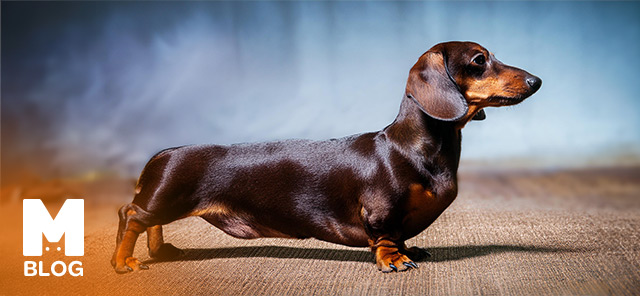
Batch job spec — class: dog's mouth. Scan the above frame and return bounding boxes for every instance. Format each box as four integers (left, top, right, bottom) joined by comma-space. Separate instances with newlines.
486, 75, 541, 107
487, 95, 528, 106
488, 86, 540, 106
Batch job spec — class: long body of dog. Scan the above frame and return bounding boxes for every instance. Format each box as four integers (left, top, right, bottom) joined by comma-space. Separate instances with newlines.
112, 41, 541, 273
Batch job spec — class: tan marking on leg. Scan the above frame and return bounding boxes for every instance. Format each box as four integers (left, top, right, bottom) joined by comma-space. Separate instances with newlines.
147, 225, 164, 256
126, 209, 137, 216
371, 239, 416, 272
190, 204, 229, 217
125, 257, 146, 271
114, 220, 145, 273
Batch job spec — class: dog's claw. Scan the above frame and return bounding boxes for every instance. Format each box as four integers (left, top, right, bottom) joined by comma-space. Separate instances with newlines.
404, 262, 418, 269
125, 266, 133, 272
389, 264, 398, 272
139, 264, 149, 270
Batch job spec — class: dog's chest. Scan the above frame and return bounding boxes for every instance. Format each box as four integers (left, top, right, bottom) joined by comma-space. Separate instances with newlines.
401, 180, 457, 238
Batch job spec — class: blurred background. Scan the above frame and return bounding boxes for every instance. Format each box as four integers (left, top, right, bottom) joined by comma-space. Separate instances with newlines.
3, 3, 640, 293
2, 1, 640, 201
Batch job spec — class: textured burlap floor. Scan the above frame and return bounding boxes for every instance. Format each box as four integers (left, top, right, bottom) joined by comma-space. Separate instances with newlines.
1, 167, 639, 295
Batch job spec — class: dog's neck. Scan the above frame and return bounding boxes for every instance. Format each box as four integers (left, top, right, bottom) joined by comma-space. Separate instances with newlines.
384, 95, 462, 179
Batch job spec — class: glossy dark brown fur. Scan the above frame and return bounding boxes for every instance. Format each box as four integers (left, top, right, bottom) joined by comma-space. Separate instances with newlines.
111, 41, 541, 273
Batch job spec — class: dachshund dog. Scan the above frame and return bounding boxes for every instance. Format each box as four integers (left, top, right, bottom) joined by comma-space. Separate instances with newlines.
111, 41, 541, 273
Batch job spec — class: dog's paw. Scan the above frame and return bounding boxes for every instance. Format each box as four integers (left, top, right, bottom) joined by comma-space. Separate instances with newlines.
114, 257, 148, 274
375, 246, 418, 273
149, 243, 184, 260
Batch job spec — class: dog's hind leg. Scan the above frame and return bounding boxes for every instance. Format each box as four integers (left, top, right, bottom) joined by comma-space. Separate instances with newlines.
111, 205, 186, 273
147, 225, 183, 260
111, 203, 150, 273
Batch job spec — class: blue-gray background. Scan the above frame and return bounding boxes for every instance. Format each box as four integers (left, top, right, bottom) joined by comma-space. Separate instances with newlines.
2, 1, 639, 181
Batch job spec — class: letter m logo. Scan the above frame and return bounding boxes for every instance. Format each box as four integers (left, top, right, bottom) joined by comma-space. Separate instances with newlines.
23, 199, 84, 256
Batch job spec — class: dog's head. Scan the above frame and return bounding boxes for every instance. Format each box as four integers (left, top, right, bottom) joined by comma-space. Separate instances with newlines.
406, 41, 541, 122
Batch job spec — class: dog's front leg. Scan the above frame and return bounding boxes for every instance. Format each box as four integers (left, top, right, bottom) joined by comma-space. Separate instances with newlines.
370, 238, 419, 272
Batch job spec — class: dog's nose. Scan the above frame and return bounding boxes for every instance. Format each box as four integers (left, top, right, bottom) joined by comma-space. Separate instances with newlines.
526, 75, 542, 92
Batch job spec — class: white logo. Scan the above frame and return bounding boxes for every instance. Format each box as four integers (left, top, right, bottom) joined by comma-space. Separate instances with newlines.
23, 199, 84, 276
23, 199, 84, 256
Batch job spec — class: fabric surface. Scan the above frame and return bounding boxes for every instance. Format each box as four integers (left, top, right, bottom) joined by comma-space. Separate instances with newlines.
1, 167, 639, 295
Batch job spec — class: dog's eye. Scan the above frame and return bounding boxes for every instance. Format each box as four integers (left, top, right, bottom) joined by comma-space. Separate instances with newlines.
472, 55, 486, 65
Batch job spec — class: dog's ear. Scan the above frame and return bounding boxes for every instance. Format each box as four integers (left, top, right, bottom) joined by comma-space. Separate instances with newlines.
406, 51, 468, 121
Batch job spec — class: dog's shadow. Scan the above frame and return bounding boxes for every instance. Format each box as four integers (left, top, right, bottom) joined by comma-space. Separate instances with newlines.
144, 244, 583, 264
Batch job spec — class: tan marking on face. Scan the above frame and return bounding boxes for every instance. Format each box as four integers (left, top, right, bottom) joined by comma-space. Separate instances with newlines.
463, 76, 504, 103
126, 209, 137, 216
